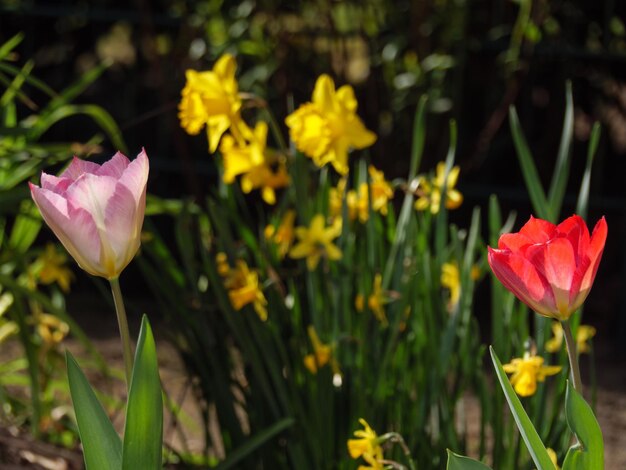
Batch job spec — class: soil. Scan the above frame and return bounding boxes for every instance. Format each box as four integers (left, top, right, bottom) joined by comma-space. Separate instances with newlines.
1, 308, 625, 469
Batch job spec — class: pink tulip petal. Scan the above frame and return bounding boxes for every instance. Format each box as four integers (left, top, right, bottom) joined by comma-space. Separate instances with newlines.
118, 149, 149, 205
40, 173, 73, 193
96, 152, 130, 178
104, 182, 141, 271
65, 174, 117, 229
488, 247, 556, 317
30, 185, 103, 276
62, 157, 101, 179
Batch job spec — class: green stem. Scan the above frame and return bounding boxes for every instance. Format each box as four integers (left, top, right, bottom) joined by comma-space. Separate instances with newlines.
110, 277, 133, 388
562, 320, 582, 393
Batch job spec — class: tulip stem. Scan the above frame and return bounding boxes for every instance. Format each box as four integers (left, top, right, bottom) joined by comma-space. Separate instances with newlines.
562, 320, 583, 393
110, 277, 133, 389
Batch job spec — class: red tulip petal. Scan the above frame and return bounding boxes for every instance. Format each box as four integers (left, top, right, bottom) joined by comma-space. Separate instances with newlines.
488, 247, 557, 317
578, 217, 607, 293
518, 216, 556, 243
528, 237, 577, 316
556, 215, 589, 263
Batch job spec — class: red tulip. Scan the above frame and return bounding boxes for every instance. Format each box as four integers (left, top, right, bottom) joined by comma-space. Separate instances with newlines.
30, 150, 149, 280
488, 215, 607, 320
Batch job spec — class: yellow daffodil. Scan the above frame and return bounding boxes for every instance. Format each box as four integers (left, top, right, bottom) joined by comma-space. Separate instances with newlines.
355, 274, 388, 325
368, 165, 394, 215
503, 352, 562, 397
441, 262, 461, 311
220, 121, 290, 204
547, 448, 560, 470
36, 313, 70, 348
347, 418, 384, 470
303, 325, 340, 375
329, 167, 393, 223
265, 210, 296, 259
216, 252, 231, 277
285, 74, 376, 175
222, 260, 268, 321
240, 161, 290, 205
289, 215, 342, 270
440, 262, 480, 312
30, 244, 74, 293
414, 162, 463, 214
545, 322, 597, 354
179, 54, 243, 152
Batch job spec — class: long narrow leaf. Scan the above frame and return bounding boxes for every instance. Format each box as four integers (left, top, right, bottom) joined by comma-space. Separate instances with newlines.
547, 81, 574, 220
66, 352, 122, 470
508, 106, 550, 220
562, 381, 604, 470
446, 450, 493, 469
0, 33, 24, 60
122, 315, 163, 470
214, 417, 295, 470
490, 347, 556, 470
575, 122, 601, 219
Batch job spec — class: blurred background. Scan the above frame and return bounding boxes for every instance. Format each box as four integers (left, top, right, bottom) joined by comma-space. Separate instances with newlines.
1, 0, 624, 354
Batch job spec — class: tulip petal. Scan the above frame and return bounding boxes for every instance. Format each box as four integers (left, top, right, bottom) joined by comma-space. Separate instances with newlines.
526, 238, 576, 316
488, 247, 556, 317
30, 186, 102, 276
105, 182, 141, 272
62, 157, 101, 179
65, 174, 117, 230
96, 152, 130, 178
40, 172, 73, 193
118, 148, 149, 205
556, 215, 590, 263
573, 217, 607, 303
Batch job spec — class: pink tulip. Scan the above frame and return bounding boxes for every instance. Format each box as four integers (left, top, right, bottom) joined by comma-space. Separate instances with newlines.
30, 150, 149, 280
488, 215, 607, 320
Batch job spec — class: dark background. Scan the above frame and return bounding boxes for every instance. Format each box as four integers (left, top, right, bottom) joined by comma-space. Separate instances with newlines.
1, 0, 625, 356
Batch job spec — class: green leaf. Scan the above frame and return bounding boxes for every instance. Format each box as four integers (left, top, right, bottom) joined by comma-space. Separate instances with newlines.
0, 33, 24, 61
214, 417, 295, 470
561, 381, 604, 470
8, 201, 41, 252
576, 122, 601, 219
547, 81, 574, 220
508, 106, 551, 220
490, 347, 556, 470
66, 351, 122, 470
122, 315, 163, 470
446, 450, 493, 469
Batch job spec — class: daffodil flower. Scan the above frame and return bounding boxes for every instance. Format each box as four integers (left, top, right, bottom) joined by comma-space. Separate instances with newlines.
347, 418, 384, 470
286, 74, 376, 175
414, 162, 463, 214
355, 274, 388, 325
502, 351, 562, 397
222, 259, 268, 321
220, 121, 290, 204
289, 215, 342, 270
30, 244, 74, 293
179, 54, 243, 153
545, 322, 597, 354
265, 210, 296, 259
303, 326, 340, 375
